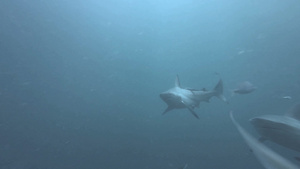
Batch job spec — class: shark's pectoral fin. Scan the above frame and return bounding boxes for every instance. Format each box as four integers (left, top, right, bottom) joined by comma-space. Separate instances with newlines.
187, 107, 199, 119
162, 106, 174, 115
181, 100, 199, 119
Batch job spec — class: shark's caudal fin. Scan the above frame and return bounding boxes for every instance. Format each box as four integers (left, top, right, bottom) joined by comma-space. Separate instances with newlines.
285, 103, 300, 120
214, 79, 228, 104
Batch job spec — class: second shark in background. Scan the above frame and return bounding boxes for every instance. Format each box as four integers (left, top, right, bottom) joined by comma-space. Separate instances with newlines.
232, 81, 256, 95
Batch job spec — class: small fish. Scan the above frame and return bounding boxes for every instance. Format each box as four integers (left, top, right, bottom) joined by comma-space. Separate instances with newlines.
238, 50, 245, 55
282, 96, 292, 100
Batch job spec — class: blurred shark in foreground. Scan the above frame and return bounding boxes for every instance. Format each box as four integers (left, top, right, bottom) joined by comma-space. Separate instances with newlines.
230, 111, 299, 169
250, 103, 300, 153
160, 75, 227, 119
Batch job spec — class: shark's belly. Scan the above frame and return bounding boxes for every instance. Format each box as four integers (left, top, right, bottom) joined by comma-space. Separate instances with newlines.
162, 95, 186, 108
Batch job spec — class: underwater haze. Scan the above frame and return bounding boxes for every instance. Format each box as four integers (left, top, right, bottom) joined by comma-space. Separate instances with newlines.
1, 0, 300, 168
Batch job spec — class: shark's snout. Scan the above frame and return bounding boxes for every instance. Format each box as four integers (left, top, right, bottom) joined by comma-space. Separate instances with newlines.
250, 117, 283, 131
159, 92, 183, 107
250, 117, 270, 127
159, 93, 172, 101
249, 117, 260, 125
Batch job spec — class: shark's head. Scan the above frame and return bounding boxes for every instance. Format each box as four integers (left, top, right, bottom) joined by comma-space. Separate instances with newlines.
249, 115, 285, 133
249, 115, 289, 145
159, 92, 173, 101
160, 92, 183, 107
250, 115, 300, 138
250, 115, 300, 152
250, 104, 300, 133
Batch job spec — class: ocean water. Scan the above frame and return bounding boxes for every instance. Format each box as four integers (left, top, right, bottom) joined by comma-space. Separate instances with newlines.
0, 0, 300, 168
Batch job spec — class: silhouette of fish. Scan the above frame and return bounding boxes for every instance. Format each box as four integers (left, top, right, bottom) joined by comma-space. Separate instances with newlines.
233, 81, 256, 94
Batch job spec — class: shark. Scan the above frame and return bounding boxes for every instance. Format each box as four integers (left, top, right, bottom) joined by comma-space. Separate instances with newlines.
159, 75, 227, 119
250, 103, 300, 153
230, 111, 299, 169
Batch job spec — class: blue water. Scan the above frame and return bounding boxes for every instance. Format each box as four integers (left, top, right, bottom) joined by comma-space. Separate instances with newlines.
1, 0, 300, 168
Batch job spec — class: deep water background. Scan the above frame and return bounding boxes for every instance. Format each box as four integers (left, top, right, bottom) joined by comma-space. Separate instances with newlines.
1, 0, 300, 168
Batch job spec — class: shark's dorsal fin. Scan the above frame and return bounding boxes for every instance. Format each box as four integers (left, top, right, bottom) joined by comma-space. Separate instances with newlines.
175, 74, 181, 88
285, 103, 300, 120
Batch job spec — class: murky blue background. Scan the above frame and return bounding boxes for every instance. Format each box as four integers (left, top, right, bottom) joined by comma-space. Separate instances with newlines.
1, 0, 300, 168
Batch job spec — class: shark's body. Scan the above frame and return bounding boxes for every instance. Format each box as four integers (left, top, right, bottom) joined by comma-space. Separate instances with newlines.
160, 75, 227, 119
230, 112, 299, 169
250, 104, 300, 152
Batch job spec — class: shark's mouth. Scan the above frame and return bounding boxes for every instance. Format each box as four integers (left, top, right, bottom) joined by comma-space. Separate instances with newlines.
159, 93, 173, 100
159, 93, 185, 108
251, 118, 292, 134
250, 118, 281, 130
259, 126, 281, 131
160, 93, 179, 101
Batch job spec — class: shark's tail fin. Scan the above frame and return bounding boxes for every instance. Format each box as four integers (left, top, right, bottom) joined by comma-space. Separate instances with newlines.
214, 79, 228, 104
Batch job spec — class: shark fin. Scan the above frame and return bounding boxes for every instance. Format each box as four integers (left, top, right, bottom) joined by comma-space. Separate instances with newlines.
214, 79, 228, 104
162, 106, 174, 115
175, 74, 181, 88
285, 103, 300, 120
181, 100, 199, 119
187, 107, 199, 119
